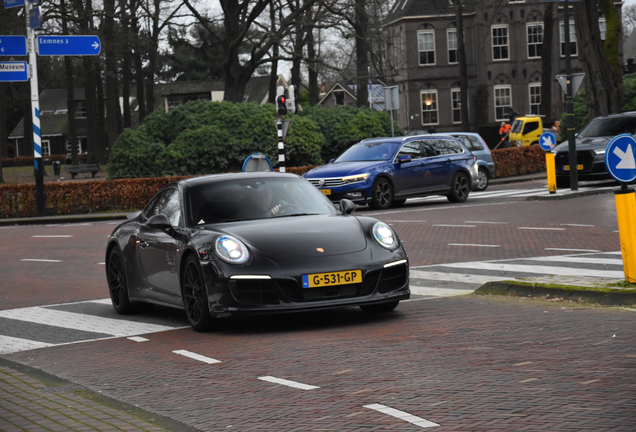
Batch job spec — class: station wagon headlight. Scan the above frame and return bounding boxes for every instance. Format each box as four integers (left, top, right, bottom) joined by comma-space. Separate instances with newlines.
215, 235, 249, 264
372, 222, 399, 250
342, 173, 370, 183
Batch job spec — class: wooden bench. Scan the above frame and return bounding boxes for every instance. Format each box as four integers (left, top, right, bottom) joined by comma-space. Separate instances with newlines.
64, 164, 101, 179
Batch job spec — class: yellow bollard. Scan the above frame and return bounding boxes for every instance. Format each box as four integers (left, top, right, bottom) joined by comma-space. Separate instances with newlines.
545, 152, 556, 194
615, 188, 636, 283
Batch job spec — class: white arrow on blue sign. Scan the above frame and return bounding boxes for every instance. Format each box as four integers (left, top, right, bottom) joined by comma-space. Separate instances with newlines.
604, 134, 636, 183
0, 61, 28, 82
539, 131, 557, 151
37, 36, 101, 56
0, 36, 27, 56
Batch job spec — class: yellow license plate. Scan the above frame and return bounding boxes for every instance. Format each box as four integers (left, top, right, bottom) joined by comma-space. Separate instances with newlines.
321, 189, 331, 196
564, 165, 584, 171
302, 270, 362, 288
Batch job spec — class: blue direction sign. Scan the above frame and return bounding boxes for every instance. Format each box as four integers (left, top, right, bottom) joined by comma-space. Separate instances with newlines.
539, 131, 557, 151
29, 7, 41, 30
0, 61, 28, 82
0, 36, 27, 56
605, 134, 636, 183
37, 36, 101, 56
3, 0, 36, 9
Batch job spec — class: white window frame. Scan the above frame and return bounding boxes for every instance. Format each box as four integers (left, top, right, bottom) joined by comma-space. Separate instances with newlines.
491, 25, 509, 61
494, 85, 512, 122
560, 21, 578, 57
599, 18, 606, 41
421, 90, 439, 126
418, 30, 436, 66
447, 29, 458, 64
529, 83, 541, 115
74, 101, 86, 119
451, 88, 463, 124
527, 22, 543, 59
41, 139, 50, 157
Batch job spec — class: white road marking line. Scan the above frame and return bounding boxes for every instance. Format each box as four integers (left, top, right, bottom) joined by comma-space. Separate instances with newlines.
0, 307, 175, 337
32, 235, 73, 238
88, 299, 113, 305
463, 221, 508, 224
127, 336, 149, 342
363, 404, 439, 428
257, 376, 319, 390
525, 256, 624, 265
383, 220, 427, 223
173, 350, 221, 364
545, 248, 601, 252
410, 287, 474, 296
439, 262, 624, 279
97, 262, 105, 265
431, 224, 475, 228
448, 243, 500, 248
0, 335, 55, 355
559, 224, 596, 227
410, 270, 512, 284
20, 259, 62, 263
518, 227, 566, 231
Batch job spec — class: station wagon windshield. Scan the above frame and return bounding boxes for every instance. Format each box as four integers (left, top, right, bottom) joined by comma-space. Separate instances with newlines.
336, 142, 401, 162
579, 117, 636, 138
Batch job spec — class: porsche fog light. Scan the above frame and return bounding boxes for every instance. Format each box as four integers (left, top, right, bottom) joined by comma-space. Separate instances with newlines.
372, 222, 398, 250
215, 235, 249, 264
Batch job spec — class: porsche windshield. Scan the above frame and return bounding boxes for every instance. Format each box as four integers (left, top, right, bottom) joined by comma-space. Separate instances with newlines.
335, 141, 401, 162
578, 116, 636, 138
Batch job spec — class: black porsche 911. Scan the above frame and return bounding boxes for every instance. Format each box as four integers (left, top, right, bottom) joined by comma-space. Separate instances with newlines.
105, 172, 410, 331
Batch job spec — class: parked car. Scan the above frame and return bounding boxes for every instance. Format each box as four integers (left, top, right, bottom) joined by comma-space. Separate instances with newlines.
554, 112, 636, 188
431, 132, 496, 191
105, 172, 410, 331
303, 135, 479, 209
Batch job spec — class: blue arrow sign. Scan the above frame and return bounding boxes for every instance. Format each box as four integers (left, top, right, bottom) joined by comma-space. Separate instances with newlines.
0, 61, 28, 82
0, 36, 27, 56
605, 134, 636, 183
37, 36, 101, 56
539, 131, 557, 151
29, 7, 41, 30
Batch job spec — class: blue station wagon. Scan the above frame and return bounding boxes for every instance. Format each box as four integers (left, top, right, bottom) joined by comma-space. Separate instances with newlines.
303, 136, 479, 210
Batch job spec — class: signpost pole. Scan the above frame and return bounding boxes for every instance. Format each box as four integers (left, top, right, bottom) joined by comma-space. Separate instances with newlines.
25, 0, 45, 216
563, 0, 578, 191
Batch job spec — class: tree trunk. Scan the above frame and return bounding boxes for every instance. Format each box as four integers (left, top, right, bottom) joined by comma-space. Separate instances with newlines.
268, 3, 278, 104
61, 0, 78, 165
0, 84, 5, 184
130, 0, 146, 121
453, 0, 469, 131
540, 2, 554, 121
104, 0, 121, 160
307, 27, 319, 106
354, 0, 369, 108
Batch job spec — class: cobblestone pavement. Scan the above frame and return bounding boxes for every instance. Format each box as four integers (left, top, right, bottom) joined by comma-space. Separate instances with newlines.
3, 295, 635, 431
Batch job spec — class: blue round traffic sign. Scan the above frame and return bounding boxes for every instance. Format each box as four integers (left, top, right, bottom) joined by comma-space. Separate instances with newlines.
604, 134, 636, 183
539, 131, 557, 151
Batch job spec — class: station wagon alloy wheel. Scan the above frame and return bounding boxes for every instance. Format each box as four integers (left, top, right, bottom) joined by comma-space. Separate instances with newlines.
448, 172, 470, 202
371, 178, 393, 210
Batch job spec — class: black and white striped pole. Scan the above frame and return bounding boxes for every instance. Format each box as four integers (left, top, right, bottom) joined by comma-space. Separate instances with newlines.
275, 86, 288, 172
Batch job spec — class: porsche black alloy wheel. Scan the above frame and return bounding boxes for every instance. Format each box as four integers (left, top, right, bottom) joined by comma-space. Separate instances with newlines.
107, 247, 134, 314
371, 177, 393, 210
360, 301, 399, 313
181, 256, 214, 331
447, 171, 470, 202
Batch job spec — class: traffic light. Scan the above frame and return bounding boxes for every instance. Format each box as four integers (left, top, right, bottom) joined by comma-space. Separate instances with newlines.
285, 85, 299, 114
276, 86, 287, 115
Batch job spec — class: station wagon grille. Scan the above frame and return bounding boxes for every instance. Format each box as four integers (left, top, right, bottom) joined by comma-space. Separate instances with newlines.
307, 178, 348, 188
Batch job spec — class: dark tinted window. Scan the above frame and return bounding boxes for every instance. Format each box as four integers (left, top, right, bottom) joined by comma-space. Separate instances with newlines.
397, 141, 421, 159
144, 188, 181, 226
336, 141, 401, 162
430, 139, 464, 155
467, 136, 484, 151
523, 121, 539, 134
578, 116, 636, 138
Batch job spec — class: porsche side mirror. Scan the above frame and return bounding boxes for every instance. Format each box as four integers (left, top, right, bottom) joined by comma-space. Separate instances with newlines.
147, 213, 172, 228
127, 210, 142, 221
397, 155, 412, 164
339, 199, 356, 215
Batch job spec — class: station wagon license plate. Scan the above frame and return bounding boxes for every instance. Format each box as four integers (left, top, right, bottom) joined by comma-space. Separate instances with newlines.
320, 189, 331, 195
563, 165, 584, 171
302, 269, 362, 288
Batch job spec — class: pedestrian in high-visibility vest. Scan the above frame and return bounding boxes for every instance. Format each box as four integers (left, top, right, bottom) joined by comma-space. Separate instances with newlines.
499, 122, 511, 142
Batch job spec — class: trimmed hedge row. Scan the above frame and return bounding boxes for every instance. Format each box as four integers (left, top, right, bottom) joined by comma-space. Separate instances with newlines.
0, 148, 545, 219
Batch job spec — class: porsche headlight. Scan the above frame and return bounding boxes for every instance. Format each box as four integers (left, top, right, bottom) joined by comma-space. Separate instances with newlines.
372, 222, 399, 250
342, 173, 370, 184
593, 148, 606, 155
215, 235, 249, 265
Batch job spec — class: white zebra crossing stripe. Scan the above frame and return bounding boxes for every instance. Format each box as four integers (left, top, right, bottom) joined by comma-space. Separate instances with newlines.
410, 270, 512, 284
0, 307, 175, 337
524, 256, 624, 265
410, 287, 474, 296
438, 262, 624, 279
0, 335, 54, 355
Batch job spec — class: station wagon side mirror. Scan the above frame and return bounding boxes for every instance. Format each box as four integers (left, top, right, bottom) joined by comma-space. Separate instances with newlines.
147, 213, 172, 228
397, 155, 412, 164
339, 199, 356, 215
329, 158, 335, 163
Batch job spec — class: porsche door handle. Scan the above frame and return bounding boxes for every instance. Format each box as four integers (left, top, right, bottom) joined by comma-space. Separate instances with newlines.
136, 239, 149, 248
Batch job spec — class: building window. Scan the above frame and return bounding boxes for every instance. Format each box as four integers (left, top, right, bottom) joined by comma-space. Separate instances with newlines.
529, 84, 541, 115
418, 30, 436, 65
527, 23, 543, 59
494, 86, 512, 121
333, 90, 345, 106
74, 101, 86, 119
451, 88, 462, 124
560, 21, 578, 57
447, 29, 458, 64
599, 18, 606, 41
41, 139, 50, 156
492, 25, 509, 61
421, 90, 438, 125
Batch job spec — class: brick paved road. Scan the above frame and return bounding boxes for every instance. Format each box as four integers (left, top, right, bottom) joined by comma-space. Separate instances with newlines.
5, 295, 635, 431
